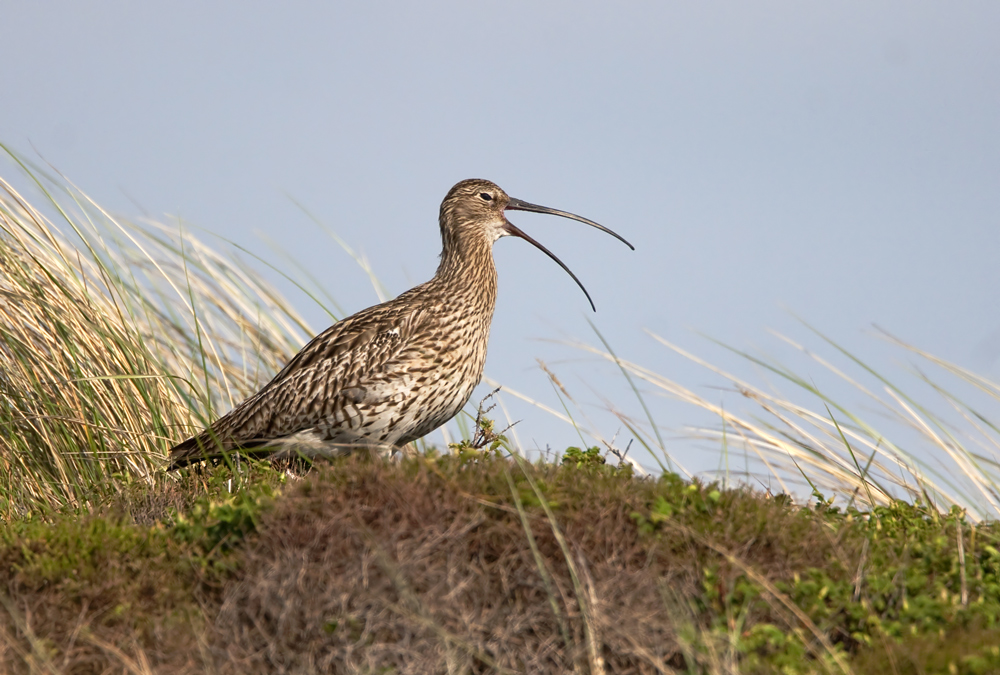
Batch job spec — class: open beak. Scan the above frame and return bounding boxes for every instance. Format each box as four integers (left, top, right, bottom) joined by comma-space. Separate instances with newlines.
504, 197, 634, 312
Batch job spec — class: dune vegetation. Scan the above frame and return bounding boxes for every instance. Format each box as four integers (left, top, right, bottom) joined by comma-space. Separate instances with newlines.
1, 150, 999, 673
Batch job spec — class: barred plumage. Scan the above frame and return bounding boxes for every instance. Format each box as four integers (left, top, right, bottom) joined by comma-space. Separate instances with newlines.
167, 179, 632, 469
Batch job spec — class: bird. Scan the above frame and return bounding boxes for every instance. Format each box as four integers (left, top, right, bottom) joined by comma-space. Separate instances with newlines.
167, 179, 633, 469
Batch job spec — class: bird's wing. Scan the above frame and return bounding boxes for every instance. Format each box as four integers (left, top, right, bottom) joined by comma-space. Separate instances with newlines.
167, 302, 429, 468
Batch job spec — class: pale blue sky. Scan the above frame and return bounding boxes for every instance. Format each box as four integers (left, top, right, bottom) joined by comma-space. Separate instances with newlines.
3, 2, 998, 476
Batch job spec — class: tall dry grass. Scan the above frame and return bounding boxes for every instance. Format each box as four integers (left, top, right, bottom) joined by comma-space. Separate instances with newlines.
0, 148, 310, 515
558, 327, 1000, 522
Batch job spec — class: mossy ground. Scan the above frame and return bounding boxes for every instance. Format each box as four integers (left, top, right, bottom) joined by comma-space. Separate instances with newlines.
1, 451, 997, 674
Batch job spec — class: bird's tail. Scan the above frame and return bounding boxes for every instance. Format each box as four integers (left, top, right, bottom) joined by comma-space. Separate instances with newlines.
167, 431, 231, 471
167, 429, 286, 470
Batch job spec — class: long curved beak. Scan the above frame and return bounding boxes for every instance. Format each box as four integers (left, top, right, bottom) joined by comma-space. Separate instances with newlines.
504, 197, 634, 312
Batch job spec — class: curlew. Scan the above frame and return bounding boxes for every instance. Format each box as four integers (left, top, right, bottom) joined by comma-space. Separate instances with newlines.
167, 179, 633, 469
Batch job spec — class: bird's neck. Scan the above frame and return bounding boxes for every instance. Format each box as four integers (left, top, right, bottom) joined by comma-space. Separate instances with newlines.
434, 236, 498, 311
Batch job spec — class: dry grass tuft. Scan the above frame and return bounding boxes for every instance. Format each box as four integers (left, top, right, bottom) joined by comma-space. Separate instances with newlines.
0, 149, 308, 514
564, 329, 1000, 522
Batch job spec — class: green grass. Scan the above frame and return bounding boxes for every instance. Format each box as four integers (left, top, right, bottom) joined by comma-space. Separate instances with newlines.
2, 149, 1000, 673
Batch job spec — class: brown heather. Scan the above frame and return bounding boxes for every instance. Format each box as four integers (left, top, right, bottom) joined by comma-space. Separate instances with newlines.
1, 456, 864, 674
216, 460, 843, 673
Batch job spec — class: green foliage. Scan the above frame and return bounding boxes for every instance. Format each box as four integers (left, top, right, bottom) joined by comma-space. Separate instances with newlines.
1, 515, 174, 590
448, 410, 508, 459
735, 623, 843, 674
629, 474, 724, 535
627, 479, 1000, 672
561, 445, 606, 468
171, 482, 276, 560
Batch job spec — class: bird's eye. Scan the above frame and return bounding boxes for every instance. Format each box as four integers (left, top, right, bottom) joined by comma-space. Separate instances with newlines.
479, 192, 493, 201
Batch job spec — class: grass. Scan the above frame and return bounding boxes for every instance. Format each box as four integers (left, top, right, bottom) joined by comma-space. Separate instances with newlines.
0, 146, 308, 515
560, 327, 1000, 522
1, 150, 999, 672
3, 455, 999, 673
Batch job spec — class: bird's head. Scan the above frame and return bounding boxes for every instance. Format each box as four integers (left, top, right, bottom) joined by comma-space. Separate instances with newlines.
438, 178, 634, 311
439, 178, 512, 244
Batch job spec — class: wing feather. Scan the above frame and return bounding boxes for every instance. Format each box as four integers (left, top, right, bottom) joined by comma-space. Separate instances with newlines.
167, 301, 425, 468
